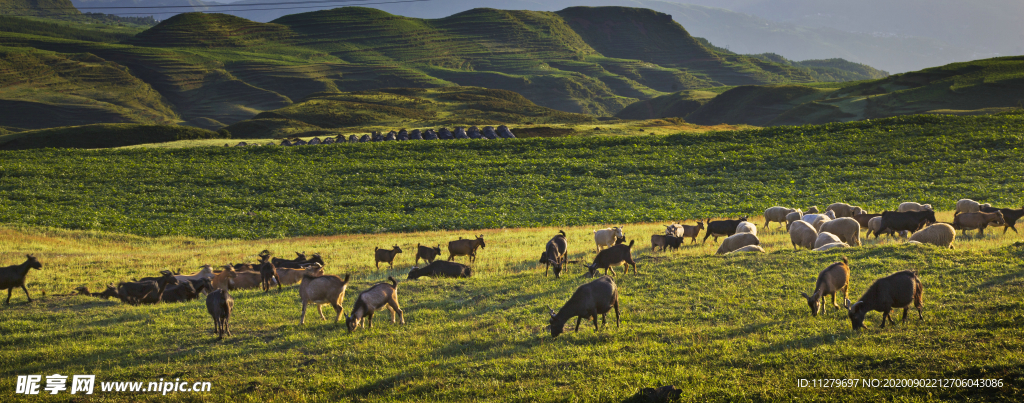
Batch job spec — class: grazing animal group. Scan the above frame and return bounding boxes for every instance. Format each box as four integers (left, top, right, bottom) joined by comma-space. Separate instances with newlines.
254, 126, 517, 147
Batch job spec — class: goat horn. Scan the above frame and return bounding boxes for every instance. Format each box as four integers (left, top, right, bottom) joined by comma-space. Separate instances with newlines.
546, 306, 556, 317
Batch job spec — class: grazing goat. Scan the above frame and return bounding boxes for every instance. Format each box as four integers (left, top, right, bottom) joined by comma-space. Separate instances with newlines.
1, 254, 42, 304
980, 205, 1024, 234
162, 278, 213, 303
593, 227, 625, 253
299, 266, 350, 325
407, 261, 472, 279
584, 240, 636, 276
764, 207, 799, 231
346, 277, 404, 332
703, 217, 748, 244
845, 270, 924, 330
800, 257, 850, 316
544, 231, 569, 277
375, 245, 404, 269
547, 276, 619, 337
448, 235, 485, 263
206, 289, 233, 339
875, 210, 936, 238
415, 243, 442, 265
117, 270, 180, 305
952, 211, 1005, 237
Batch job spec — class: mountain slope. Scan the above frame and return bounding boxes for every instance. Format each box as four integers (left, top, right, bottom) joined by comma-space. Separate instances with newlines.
0, 0, 79, 16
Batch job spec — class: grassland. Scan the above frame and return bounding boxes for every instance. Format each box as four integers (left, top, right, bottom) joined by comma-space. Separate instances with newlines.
0, 209, 1021, 401
0, 114, 1021, 239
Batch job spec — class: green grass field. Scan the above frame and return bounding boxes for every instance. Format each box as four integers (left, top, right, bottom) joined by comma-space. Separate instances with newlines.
0, 209, 1021, 401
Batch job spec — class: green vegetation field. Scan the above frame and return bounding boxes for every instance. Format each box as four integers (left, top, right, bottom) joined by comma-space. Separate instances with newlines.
0, 114, 1022, 239
0, 211, 1021, 401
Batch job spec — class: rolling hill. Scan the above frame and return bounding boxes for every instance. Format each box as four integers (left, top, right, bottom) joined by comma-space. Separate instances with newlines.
618, 56, 1024, 125
0, 6, 887, 136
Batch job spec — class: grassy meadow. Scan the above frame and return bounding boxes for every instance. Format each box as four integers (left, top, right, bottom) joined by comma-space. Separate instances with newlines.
1, 210, 1022, 401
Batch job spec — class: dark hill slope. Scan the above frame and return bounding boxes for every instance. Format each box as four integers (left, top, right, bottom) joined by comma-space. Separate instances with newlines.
0, 123, 224, 150
126, 13, 293, 48
0, 0, 80, 16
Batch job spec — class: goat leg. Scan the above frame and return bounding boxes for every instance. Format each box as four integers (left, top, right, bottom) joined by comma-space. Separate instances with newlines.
5, 288, 11, 304
300, 302, 309, 325
574, 317, 582, 332
317, 305, 327, 321
901, 307, 909, 324
614, 302, 620, 328
21, 285, 31, 302
366, 311, 374, 329
592, 315, 599, 332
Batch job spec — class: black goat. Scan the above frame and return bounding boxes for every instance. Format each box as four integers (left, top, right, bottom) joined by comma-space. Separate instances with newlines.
206, 289, 234, 339
259, 258, 281, 292
845, 270, 924, 330
407, 261, 472, 279
583, 240, 636, 277
1, 254, 42, 304
875, 210, 936, 238
703, 217, 748, 243
163, 278, 213, 303
544, 230, 569, 277
548, 276, 620, 337
117, 270, 179, 305
415, 243, 442, 265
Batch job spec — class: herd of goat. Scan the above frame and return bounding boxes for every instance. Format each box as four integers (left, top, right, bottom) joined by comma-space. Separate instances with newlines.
2, 198, 1021, 337
231, 126, 517, 147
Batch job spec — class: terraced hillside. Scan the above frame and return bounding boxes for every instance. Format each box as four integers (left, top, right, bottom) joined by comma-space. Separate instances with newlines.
0, 6, 888, 136
621, 56, 1024, 125
225, 87, 597, 139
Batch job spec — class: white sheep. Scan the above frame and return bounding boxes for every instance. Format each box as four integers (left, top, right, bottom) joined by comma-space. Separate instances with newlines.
908, 223, 955, 249
813, 242, 849, 251
814, 232, 842, 249
789, 220, 817, 250
727, 245, 765, 254
715, 233, 760, 255
954, 199, 991, 215
898, 202, 933, 212
736, 221, 758, 236
764, 207, 799, 231
811, 215, 831, 232
819, 217, 862, 246
785, 210, 803, 231
593, 227, 624, 253
826, 203, 864, 218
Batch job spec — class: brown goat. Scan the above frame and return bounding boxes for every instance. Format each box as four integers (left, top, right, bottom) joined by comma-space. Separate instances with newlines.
800, 257, 851, 316
845, 270, 924, 330
952, 211, 1005, 237
258, 259, 281, 292
448, 235, 486, 263
583, 240, 637, 277
415, 244, 442, 265
212, 265, 238, 290
346, 277, 404, 332
299, 266, 350, 325
375, 245, 403, 269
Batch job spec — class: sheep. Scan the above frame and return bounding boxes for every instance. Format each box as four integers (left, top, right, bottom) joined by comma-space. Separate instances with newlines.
448, 235, 485, 263
818, 217, 862, 246
544, 231, 569, 277
815, 240, 847, 250
814, 232, 842, 249
806, 205, 819, 214
955, 198, 991, 215
853, 213, 881, 230
345, 277, 404, 332
810, 215, 831, 232
547, 275, 619, 337
764, 207, 799, 231
407, 261, 472, 279
735, 221, 757, 236
1, 254, 42, 304
898, 202, 933, 212
789, 220, 817, 250
825, 203, 865, 218
980, 205, 1024, 234
715, 233, 759, 255
206, 289, 233, 339
593, 227, 625, 253
727, 245, 765, 254
785, 211, 803, 231
374, 245, 404, 269
867, 216, 898, 238
117, 270, 180, 305
299, 266, 350, 325
664, 223, 683, 237
800, 257, 850, 316
703, 217, 748, 243
845, 270, 924, 330
908, 223, 955, 248
952, 211, 1005, 237
415, 243, 442, 265
583, 240, 636, 276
